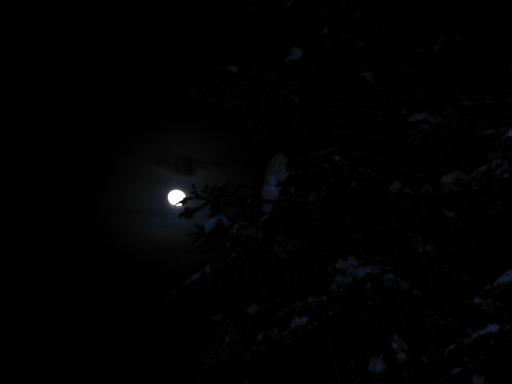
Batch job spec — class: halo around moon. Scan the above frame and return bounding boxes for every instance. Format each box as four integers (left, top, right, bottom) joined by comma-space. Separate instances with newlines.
167, 189, 186, 207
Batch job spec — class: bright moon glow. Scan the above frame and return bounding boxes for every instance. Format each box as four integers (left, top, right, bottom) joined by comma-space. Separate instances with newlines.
167, 189, 186, 207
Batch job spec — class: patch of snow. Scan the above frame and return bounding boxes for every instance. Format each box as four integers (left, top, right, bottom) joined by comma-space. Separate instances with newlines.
479, 324, 500, 335
184, 264, 211, 284
361, 70, 373, 84
469, 324, 501, 340
391, 333, 408, 362
185, 272, 201, 284
478, 128, 501, 137
441, 170, 468, 184
224, 333, 235, 344
442, 207, 455, 218
493, 270, 512, 286
335, 256, 359, 272
285, 45, 304, 62
246, 303, 259, 315
432, 35, 446, 52
383, 273, 403, 288
408, 113, 437, 123
388, 180, 402, 194
226, 65, 239, 74
290, 315, 309, 329
494, 160, 510, 179
391, 333, 407, 352
471, 165, 489, 187
354, 266, 379, 279
368, 355, 386, 374
411, 240, 436, 254
262, 153, 289, 212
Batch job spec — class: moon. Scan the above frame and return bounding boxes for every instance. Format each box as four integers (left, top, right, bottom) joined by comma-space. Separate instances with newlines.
167, 189, 186, 207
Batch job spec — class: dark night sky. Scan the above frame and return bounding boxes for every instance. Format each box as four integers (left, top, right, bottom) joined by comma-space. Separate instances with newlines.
53, 2, 506, 301
23, 2, 510, 380
64, 5, 285, 303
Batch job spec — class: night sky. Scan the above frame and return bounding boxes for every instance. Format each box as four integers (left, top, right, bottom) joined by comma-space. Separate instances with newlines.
77, 2, 509, 294
75, 4, 319, 302
42, 2, 512, 381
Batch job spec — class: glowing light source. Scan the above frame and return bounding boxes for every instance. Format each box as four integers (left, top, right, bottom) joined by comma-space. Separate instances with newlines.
167, 189, 186, 207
